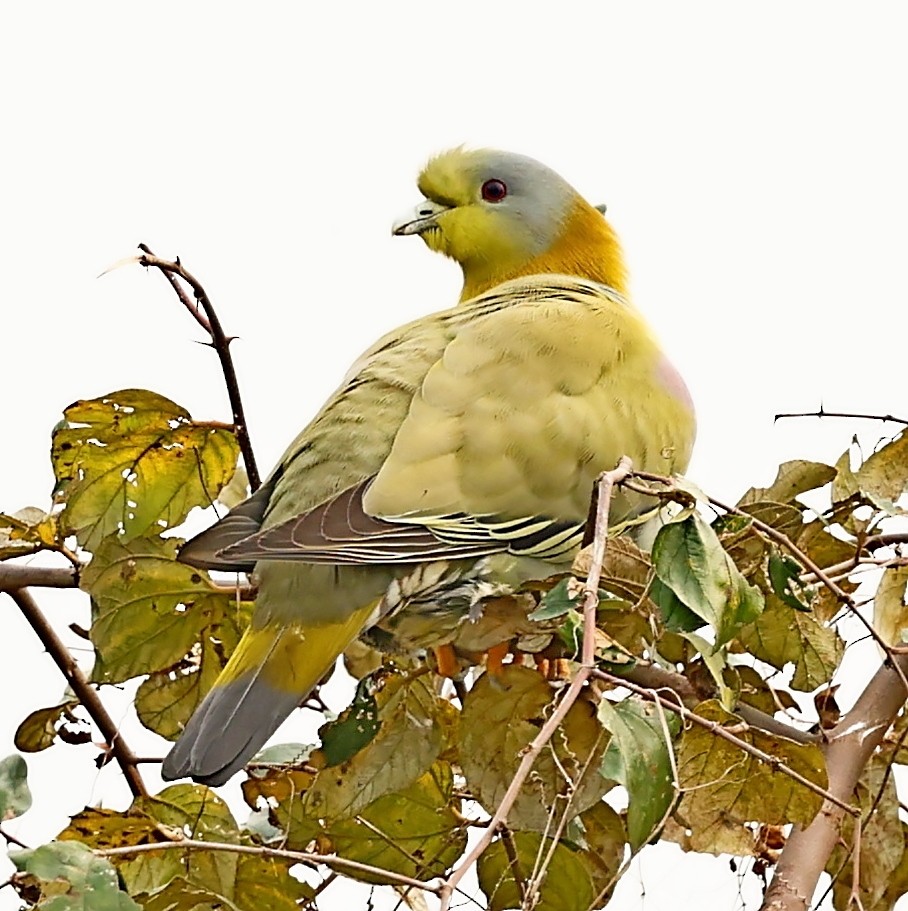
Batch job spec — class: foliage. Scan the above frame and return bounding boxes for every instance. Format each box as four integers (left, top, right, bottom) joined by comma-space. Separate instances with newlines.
3, 280, 908, 910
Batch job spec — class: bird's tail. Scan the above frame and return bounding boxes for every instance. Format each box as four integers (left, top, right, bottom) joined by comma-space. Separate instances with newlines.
161, 600, 378, 785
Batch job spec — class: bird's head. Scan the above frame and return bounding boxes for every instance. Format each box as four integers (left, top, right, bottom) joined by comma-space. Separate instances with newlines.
393, 147, 627, 301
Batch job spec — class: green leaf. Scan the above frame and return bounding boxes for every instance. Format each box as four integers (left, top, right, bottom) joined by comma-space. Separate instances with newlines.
768, 550, 812, 612
52, 389, 239, 550
651, 577, 704, 632
459, 666, 610, 831
123, 784, 239, 899
875, 566, 908, 648
327, 762, 467, 883
80, 534, 247, 687
598, 698, 679, 850
11, 841, 141, 910
303, 672, 454, 822
651, 514, 764, 647
0, 754, 32, 820
676, 700, 826, 854
319, 676, 381, 766
738, 593, 843, 691
14, 700, 83, 752
477, 831, 596, 911
738, 460, 837, 506
529, 576, 584, 621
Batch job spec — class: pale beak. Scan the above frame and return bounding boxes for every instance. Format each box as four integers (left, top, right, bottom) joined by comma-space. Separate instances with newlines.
391, 198, 451, 236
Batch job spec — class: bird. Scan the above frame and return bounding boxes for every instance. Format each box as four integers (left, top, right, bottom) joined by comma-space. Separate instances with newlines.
161, 147, 696, 786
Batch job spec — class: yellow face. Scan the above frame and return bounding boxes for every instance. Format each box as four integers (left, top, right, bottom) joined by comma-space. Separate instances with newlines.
393, 147, 627, 300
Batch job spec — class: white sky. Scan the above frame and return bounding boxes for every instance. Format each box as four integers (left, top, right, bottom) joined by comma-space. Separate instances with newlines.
2, 3, 908, 909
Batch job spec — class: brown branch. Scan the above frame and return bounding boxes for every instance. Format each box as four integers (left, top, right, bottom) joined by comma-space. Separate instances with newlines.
96, 839, 439, 893
0, 564, 79, 590
0, 825, 29, 850
5, 588, 147, 798
592, 669, 856, 817
137, 246, 260, 492
774, 408, 908, 427
621, 663, 818, 745
437, 458, 631, 911
761, 652, 908, 910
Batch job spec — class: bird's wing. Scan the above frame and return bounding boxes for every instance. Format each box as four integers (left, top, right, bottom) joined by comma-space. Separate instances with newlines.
197, 276, 689, 568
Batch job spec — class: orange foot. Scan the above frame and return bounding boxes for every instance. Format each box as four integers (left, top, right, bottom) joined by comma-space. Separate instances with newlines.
485, 641, 510, 676
432, 644, 459, 678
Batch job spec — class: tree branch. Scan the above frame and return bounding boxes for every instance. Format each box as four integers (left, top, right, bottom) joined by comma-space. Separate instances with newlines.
137, 246, 260, 492
96, 839, 440, 893
0, 564, 79, 590
437, 458, 631, 911
774, 408, 908, 427
5, 588, 147, 798
761, 652, 908, 910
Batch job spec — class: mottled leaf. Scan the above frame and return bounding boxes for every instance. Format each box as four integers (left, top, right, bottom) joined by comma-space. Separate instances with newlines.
738, 593, 843, 691
598, 697, 679, 850
875, 565, 908, 648
14, 700, 82, 752
0, 754, 31, 820
52, 389, 239, 549
739, 461, 837, 506
80, 534, 247, 686
10, 840, 141, 910
304, 673, 454, 822
327, 763, 466, 883
319, 676, 381, 766
833, 431, 908, 512
573, 801, 626, 900
676, 700, 826, 854
0, 507, 62, 560
459, 666, 610, 831
477, 831, 595, 911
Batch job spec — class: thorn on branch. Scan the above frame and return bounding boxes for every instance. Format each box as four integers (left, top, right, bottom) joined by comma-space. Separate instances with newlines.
136, 244, 261, 492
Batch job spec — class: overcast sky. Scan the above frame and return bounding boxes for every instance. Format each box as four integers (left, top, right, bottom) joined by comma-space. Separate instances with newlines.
2, 3, 908, 909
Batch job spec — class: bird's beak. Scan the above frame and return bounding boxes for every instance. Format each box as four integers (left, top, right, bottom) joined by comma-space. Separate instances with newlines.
391, 199, 451, 236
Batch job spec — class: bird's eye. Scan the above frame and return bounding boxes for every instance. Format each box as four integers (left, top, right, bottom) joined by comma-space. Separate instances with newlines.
481, 179, 508, 203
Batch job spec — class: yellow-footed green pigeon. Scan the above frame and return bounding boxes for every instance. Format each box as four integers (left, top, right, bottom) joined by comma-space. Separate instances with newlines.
162, 147, 696, 785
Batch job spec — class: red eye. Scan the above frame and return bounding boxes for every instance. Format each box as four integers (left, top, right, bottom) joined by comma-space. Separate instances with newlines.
481, 178, 508, 202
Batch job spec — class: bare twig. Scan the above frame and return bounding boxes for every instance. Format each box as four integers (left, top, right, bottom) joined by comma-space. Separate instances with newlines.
5, 588, 147, 798
0, 564, 80, 590
0, 825, 29, 850
137, 245, 260, 492
437, 458, 632, 911
591, 669, 857, 816
774, 408, 908, 427
96, 839, 439, 893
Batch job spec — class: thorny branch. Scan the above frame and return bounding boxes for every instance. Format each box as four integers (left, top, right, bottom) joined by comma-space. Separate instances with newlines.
137, 245, 261, 492
774, 407, 908, 427
4, 588, 147, 798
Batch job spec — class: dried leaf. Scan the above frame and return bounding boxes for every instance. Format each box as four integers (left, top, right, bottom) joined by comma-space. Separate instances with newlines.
459, 666, 610, 831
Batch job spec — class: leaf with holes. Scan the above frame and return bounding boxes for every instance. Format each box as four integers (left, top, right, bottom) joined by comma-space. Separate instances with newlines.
52, 389, 239, 550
